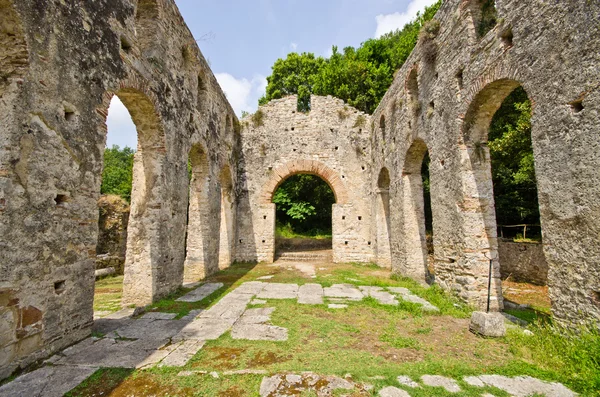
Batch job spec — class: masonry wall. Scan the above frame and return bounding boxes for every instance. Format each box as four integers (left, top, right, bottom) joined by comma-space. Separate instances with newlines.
0, 0, 238, 379
370, 0, 600, 322
236, 96, 374, 264
498, 241, 548, 286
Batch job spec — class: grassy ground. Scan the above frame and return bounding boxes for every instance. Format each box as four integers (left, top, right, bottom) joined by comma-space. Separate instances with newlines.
94, 275, 124, 314
79, 263, 600, 396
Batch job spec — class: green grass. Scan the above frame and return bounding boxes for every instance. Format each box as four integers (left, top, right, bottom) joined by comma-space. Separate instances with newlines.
275, 223, 332, 239
93, 275, 124, 314
82, 261, 600, 396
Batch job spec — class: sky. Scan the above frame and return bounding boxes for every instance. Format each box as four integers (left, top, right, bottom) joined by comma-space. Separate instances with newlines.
106, 0, 437, 149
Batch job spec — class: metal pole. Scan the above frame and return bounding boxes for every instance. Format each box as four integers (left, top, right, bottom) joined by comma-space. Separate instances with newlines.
487, 257, 493, 313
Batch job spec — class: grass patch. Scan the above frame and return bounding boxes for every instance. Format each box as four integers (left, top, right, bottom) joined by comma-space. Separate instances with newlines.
65, 368, 134, 396
93, 275, 124, 314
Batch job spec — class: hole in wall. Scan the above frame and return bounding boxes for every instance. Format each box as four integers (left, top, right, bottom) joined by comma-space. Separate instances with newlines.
342, 216, 346, 220
262, 240, 266, 244
456, 69, 464, 90
293, 148, 297, 152
120, 36, 132, 52
239, 239, 243, 244
368, 241, 371, 246
330, 128, 334, 132
570, 99, 584, 113
361, 166, 365, 171
335, 146, 339, 150
263, 215, 267, 220
359, 129, 362, 133
291, 127, 295, 131
344, 241, 348, 245
54, 194, 69, 206
64, 110, 75, 121
268, 167, 273, 171
358, 216, 362, 221
591, 291, 600, 307
501, 28, 514, 48
54, 280, 66, 295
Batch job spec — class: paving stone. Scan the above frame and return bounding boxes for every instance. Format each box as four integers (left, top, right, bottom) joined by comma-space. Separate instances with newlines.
257, 275, 274, 280
159, 340, 206, 367
251, 299, 267, 305
467, 375, 577, 397
360, 286, 398, 305
401, 294, 440, 312
257, 283, 299, 299
421, 375, 461, 393
113, 318, 183, 341
200, 294, 252, 319
0, 365, 98, 397
298, 283, 324, 304
324, 284, 364, 300
387, 287, 411, 296
328, 304, 348, 309
136, 343, 180, 369
224, 369, 268, 375
180, 309, 204, 322
142, 312, 178, 320
173, 317, 236, 341
286, 374, 302, 384
260, 375, 282, 396
397, 375, 420, 388
464, 376, 485, 387
176, 282, 224, 302
237, 307, 275, 324
234, 281, 267, 295
231, 324, 288, 341
379, 386, 412, 397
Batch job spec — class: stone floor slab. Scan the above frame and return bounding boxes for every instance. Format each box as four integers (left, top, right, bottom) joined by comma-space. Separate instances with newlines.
237, 307, 275, 324
397, 375, 420, 388
159, 340, 206, 367
174, 317, 236, 341
231, 324, 288, 341
324, 284, 363, 300
176, 282, 224, 302
298, 283, 324, 304
400, 294, 439, 312
0, 365, 98, 397
328, 304, 348, 309
257, 283, 299, 299
360, 286, 398, 305
142, 312, 178, 320
234, 281, 267, 295
421, 375, 461, 393
379, 386, 412, 397
467, 375, 577, 397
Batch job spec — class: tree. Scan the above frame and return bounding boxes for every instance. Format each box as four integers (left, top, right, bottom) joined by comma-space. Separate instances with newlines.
101, 145, 135, 202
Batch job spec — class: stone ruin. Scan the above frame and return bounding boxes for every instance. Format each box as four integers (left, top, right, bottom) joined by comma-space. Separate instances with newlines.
0, 0, 598, 380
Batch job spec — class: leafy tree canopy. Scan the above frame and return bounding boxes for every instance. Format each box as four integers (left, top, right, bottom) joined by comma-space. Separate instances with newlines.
101, 145, 134, 202
259, 1, 441, 114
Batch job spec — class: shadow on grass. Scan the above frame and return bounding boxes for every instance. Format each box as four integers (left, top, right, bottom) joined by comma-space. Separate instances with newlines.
65, 368, 134, 397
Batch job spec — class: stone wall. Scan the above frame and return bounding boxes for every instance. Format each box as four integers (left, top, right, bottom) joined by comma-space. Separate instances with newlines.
498, 241, 548, 286
0, 0, 238, 379
370, 0, 600, 322
96, 195, 130, 274
236, 96, 374, 264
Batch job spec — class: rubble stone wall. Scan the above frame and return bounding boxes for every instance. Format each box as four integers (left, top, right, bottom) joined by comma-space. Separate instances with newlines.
498, 241, 548, 286
0, 0, 238, 379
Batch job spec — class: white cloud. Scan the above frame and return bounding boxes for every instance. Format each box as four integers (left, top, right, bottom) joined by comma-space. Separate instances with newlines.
374, 0, 438, 38
215, 73, 267, 116
290, 42, 298, 51
106, 96, 138, 150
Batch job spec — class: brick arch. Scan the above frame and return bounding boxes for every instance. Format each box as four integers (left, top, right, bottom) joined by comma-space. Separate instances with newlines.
260, 159, 349, 205
96, 74, 167, 151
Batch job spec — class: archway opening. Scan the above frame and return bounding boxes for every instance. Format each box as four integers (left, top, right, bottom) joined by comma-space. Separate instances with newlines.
94, 96, 136, 319
376, 168, 392, 267
273, 174, 336, 257
401, 139, 433, 281
463, 80, 543, 311
218, 166, 235, 270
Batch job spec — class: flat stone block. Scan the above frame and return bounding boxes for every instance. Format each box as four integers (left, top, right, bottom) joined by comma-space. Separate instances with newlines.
159, 340, 205, 367
387, 287, 411, 296
470, 312, 506, 337
174, 317, 236, 341
298, 283, 324, 304
421, 375, 461, 393
256, 283, 299, 299
397, 375, 420, 388
176, 283, 224, 302
379, 386, 411, 397
328, 304, 348, 309
142, 312, 178, 320
231, 324, 288, 341
324, 284, 363, 300
0, 365, 98, 397
234, 281, 267, 295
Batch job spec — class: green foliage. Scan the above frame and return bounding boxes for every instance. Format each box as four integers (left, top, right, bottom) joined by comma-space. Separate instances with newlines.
489, 87, 539, 226
260, 1, 442, 114
478, 0, 499, 37
101, 145, 134, 202
273, 174, 335, 235
251, 109, 265, 127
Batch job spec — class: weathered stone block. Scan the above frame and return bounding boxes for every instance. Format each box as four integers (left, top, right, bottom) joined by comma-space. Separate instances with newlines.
469, 312, 506, 338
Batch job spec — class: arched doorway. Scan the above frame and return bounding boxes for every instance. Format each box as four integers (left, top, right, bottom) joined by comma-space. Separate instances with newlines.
376, 168, 391, 267
400, 139, 433, 282
460, 79, 540, 310
273, 174, 336, 258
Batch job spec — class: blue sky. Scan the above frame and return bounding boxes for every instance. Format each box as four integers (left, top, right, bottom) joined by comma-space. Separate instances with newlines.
106, 0, 437, 149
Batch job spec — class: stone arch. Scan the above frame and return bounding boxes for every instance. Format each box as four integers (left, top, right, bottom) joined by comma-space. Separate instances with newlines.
183, 143, 212, 282
0, 0, 28, 97
376, 167, 392, 267
135, 0, 162, 53
218, 164, 235, 270
96, 79, 167, 306
458, 77, 535, 310
260, 159, 348, 205
400, 139, 430, 281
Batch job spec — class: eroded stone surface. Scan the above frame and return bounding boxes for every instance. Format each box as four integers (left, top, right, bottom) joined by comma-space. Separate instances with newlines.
298, 283, 324, 304
465, 375, 577, 397
397, 375, 420, 388
257, 283, 299, 299
379, 386, 412, 397
421, 375, 461, 393
324, 284, 363, 300
176, 283, 224, 303
0, 366, 98, 397
361, 286, 398, 305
